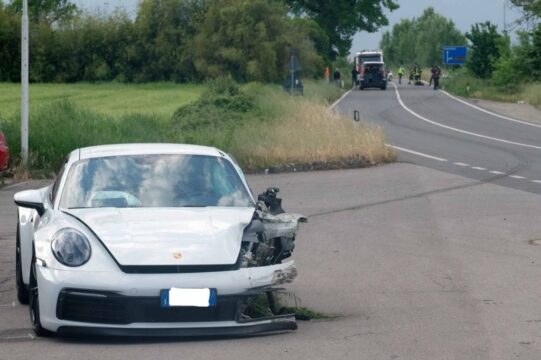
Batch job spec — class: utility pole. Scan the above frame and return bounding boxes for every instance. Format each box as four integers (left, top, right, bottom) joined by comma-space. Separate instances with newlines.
21, 0, 29, 166
503, 0, 508, 34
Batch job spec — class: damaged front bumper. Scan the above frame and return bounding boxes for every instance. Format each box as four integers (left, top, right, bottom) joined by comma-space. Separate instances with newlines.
57, 316, 297, 337
36, 260, 298, 336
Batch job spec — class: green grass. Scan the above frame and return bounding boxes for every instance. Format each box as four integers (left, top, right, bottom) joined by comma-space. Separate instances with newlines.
0, 82, 204, 118
242, 293, 334, 321
440, 70, 541, 109
0, 79, 393, 176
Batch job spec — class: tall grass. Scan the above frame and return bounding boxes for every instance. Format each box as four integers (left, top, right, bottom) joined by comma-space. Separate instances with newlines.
1, 80, 393, 175
230, 86, 394, 170
2, 100, 168, 172
442, 70, 541, 109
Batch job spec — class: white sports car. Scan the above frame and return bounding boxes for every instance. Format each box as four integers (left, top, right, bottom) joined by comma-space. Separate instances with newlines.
14, 144, 305, 337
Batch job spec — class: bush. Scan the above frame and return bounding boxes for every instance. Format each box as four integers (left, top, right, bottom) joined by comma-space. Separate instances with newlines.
170, 77, 257, 149
492, 56, 521, 91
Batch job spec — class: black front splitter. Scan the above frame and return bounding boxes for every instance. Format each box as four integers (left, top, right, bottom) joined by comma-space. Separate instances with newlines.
57, 319, 297, 338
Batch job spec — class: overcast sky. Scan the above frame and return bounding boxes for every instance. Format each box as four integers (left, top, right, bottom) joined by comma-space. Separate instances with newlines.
74, 0, 524, 56
351, 0, 523, 55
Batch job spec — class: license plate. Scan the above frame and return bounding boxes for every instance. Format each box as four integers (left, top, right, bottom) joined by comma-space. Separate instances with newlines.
160, 288, 217, 308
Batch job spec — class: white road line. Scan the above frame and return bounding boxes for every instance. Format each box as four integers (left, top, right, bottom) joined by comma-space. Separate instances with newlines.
531, 180, 541, 184
439, 89, 541, 129
1, 181, 29, 190
385, 144, 448, 162
453, 162, 469, 167
330, 89, 353, 110
490, 170, 505, 175
471, 166, 487, 171
1, 334, 34, 340
391, 83, 541, 151
0, 302, 16, 307
509, 175, 526, 179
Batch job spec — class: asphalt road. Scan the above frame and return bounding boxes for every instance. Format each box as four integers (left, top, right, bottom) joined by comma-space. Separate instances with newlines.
1, 85, 541, 359
336, 81, 541, 194
2, 164, 541, 359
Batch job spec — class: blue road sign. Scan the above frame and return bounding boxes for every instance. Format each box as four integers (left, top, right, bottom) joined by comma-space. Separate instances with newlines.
443, 46, 468, 65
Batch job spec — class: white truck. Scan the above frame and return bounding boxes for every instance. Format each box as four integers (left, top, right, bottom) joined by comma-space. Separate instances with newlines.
355, 50, 384, 72
354, 50, 387, 90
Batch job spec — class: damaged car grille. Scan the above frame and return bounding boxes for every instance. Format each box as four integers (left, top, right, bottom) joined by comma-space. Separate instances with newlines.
119, 263, 241, 274
56, 289, 239, 325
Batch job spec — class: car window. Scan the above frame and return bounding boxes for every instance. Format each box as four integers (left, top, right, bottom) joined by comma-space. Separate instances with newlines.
59, 154, 254, 209
50, 162, 67, 203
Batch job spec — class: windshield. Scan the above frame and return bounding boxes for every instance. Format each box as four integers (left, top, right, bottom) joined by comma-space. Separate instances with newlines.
359, 54, 382, 62
60, 154, 253, 209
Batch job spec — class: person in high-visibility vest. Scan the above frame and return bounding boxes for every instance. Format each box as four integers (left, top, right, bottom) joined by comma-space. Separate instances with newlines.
397, 66, 405, 84
324, 66, 330, 82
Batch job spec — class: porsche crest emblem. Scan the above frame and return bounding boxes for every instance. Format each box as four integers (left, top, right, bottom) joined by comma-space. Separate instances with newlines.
172, 251, 182, 260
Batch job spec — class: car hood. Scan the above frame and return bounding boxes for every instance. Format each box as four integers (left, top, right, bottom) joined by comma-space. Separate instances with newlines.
66, 207, 255, 266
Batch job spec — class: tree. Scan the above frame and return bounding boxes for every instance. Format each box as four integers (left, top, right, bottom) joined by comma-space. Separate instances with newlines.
285, 0, 398, 59
380, 8, 465, 67
128, 0, 206, 82
193, 0, 322, 82
511, 0, 541, 24
465, 22, 506, 79
380, 18, 417, 66
8, 0, 77, 26
0, 3, 21, 81
510, 0, 541, 81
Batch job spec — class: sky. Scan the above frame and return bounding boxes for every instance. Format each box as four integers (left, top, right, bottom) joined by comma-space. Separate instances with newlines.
351, 0, 523, 55
75, 0, 525, 56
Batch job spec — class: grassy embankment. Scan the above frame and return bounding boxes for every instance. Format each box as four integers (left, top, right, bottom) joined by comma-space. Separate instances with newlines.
0, 80, 394, 177
415, 68, 541, 109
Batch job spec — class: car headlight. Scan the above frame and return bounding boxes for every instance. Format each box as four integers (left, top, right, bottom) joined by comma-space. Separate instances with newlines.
51, 228, 91, 267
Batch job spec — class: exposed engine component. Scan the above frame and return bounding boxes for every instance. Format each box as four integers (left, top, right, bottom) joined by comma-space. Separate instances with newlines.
241, 188, 307, 267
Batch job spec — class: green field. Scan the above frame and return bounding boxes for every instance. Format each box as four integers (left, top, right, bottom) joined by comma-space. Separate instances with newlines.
0, 80, 394, 176
0, 82, 205, 118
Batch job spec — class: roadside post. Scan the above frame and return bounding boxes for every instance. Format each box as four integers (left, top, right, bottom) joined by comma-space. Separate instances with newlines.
21, 0, 29, 166
284, 48, 303, 96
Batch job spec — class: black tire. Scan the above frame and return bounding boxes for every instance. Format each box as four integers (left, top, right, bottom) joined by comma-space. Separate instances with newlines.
16, 224, 29, 305
381, 86, 387, 91
28, 249, 54, 337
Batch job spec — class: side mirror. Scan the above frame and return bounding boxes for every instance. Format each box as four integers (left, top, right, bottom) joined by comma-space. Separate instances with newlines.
14, 189, 45, 216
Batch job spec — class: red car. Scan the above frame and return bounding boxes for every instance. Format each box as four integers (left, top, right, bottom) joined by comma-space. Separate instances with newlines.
0, 130, 9, 171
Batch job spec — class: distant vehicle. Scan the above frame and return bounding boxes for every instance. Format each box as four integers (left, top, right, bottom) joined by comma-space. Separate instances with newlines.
355, 50, 384, 72
13, 143, 306, 337
0, 129, 9, 171
359, 61, 387, 90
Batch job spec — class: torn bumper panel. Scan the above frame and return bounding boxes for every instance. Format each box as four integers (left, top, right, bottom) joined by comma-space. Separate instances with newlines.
36, 260, 297, 334
57, 317, 297, 338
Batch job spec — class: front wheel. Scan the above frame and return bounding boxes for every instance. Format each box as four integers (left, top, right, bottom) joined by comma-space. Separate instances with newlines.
28, 251, 54, 337
16, 224, 29, 305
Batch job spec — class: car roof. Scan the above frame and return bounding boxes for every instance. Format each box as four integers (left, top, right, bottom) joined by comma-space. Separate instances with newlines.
77, 143, 223, 160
